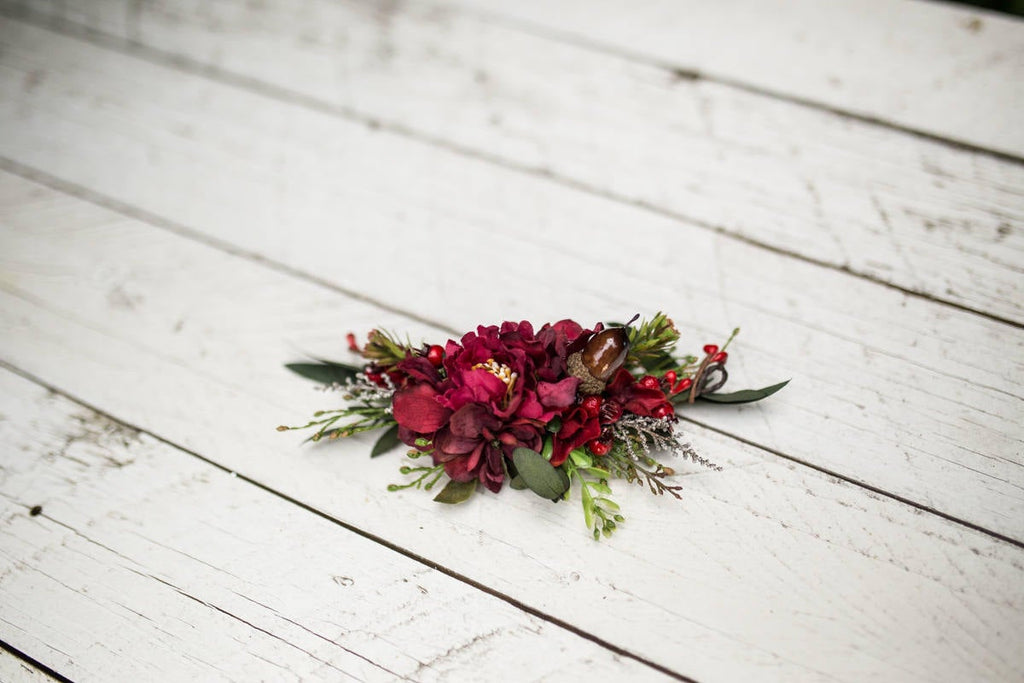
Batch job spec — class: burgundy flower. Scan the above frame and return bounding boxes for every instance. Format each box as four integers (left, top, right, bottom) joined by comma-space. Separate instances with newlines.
604, 368, 672, 418
434, 404, 543, 493
438, 323, 578, 422
551, 404, 602, 467
391, 320, 587, 492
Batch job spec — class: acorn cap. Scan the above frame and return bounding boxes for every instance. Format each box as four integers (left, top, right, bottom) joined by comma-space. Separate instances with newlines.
568, 352, 607, 395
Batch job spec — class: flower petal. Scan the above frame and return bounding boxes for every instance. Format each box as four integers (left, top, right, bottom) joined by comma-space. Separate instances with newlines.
393, 383, 451, 433
537, 376, 580, 409
449, 403, 499, 436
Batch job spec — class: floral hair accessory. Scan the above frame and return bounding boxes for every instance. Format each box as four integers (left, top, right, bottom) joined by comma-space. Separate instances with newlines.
280, 313, 787, 539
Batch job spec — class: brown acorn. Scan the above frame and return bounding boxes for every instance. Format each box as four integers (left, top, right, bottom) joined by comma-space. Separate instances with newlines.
581, 327, 630, 381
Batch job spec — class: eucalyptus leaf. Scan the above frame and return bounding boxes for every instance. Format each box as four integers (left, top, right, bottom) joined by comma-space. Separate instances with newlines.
370, 424, 401, 458
285, 361, 361, 385
512, 447, 571, 501
433, 478, 477, 504
509, 476, 528, 490
699, 380, 790, 404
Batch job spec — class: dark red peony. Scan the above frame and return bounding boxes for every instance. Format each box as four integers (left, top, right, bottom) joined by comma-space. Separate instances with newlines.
392, 321, 585, 492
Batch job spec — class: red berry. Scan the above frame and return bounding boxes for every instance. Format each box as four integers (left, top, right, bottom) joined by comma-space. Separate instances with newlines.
712, 351, 728, 364
581, 395, 602, 416
346, 332, 359, 352
639, 375, 660, 390
703, 344, 719, 355
663, 370, 677, 386
652, 403, 674, 420
426, 344, 445, 367
672, 377, 693, 394
587, 439, 611, 456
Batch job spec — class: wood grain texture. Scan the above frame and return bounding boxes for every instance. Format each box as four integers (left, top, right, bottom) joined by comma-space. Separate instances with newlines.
0, 369, 668, 682
450, 0, 1024, 158
2, 172, 1022, 682
3, 0, 1022, 326
0, 20, 1021, 539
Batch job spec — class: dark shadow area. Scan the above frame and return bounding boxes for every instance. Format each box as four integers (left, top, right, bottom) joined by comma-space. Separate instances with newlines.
949, 0, 1024, 16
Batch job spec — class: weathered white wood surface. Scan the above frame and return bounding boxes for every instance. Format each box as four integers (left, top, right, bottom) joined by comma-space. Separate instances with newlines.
4, 0, 1023, 326
2, 172, 1023, 682
0, 0, 1022, 681
451, 0, 1024, 158
0, 18, 1021, 541
0, 369, 664, 682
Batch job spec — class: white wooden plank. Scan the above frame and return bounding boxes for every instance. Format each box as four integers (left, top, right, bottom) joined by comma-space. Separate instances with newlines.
449, 0, 1024, 158
5, 0, 1022, 325
0, 21, 1021, 539
1, 172, 1022, 682
0, 648, 59, 683
0, 368, 667, 682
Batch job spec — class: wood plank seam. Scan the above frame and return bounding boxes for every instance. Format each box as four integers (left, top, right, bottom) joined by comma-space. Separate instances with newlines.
452, 2, 1024, 164
0, 156, 460, 338
1, 157, 1021, 551
0, 639, 70, 683
0, 359, 699, 683
683, 414, 1024, 551
2, 6, 1021, 330
0, 366, 684, 681
135, 571, 405, 680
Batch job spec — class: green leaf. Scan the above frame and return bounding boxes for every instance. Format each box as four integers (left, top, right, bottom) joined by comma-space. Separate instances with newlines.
569, 449, 592, 469
433, 478, 477, 504
699, 380, 790, 404
370, 423, 401, 457
509, 476, 528, 490
581, 483, 595, 529
285, 361, 361, 385
512, 447, 571, 501
668, 388, 693, 405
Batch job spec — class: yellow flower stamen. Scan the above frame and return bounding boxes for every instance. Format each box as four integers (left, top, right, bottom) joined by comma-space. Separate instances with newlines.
472, 358, 518, 398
